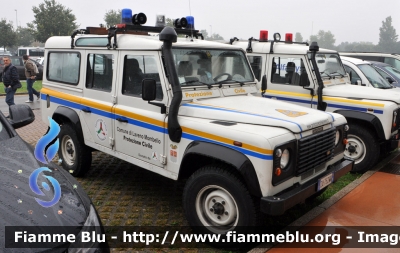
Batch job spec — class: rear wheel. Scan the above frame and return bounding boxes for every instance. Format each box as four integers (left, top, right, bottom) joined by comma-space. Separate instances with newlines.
58, 123, 92, 177
345, 123, 379, 172
183, 166, 259, 244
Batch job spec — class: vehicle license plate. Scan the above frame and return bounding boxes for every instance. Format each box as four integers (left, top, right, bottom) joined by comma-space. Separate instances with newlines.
317, 173, 334, 191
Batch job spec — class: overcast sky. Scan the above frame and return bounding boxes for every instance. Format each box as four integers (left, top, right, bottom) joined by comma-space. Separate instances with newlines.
2, 0, 399, 45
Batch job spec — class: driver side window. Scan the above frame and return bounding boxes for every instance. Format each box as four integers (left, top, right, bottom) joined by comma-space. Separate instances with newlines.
271, 57, 307, 86
344, 65, 361, 84
122, 55, 163, 101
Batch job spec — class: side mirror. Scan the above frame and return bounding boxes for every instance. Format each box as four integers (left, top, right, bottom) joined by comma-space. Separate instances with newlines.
299, 72, 310, 86
261, 75, 267, 93
8, 104, 35, 129
142, 79, 157, 101
386, 77, 395, 84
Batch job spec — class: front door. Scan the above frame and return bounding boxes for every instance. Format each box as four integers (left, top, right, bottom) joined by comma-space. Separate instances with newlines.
264, 55, 315, 108
113, 51, 168, 167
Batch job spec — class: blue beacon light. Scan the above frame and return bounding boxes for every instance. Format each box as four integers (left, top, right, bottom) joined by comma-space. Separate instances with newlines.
186, 16, 194, 29
121, 8, 132, 24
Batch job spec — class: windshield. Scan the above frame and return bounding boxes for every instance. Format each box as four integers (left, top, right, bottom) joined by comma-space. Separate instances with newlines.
172, 48, 254, 87
358, 64, 392, 89
383, 65, 400, 80
314, 53, 346, 79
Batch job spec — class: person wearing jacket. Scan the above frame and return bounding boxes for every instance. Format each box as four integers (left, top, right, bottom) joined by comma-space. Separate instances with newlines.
2, 56, 20, 106
23, 54, 40, 103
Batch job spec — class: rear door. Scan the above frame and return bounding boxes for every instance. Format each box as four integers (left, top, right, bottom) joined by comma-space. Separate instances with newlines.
79, 51, 118, 151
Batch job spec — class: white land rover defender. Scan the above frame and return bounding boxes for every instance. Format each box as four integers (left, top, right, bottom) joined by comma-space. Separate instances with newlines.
40, 14, 353, 235
232, 32, 400, 172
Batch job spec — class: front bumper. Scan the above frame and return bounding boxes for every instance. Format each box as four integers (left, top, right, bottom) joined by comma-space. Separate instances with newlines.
260, 158, 354, 216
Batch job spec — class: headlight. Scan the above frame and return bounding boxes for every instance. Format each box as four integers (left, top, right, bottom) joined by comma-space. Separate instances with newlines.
272, 140, 296, 186
335, 130, 340, 146
280, 149, 290, 168
68, 205, 107, 252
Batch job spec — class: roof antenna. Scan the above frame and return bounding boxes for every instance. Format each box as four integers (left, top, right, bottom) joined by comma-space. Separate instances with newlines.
189, 0, 193, 41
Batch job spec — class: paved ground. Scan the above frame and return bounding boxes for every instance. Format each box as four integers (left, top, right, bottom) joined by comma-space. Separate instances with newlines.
0, 94, 41, 113
12, 109, 192, 252
250, 150, 400, 253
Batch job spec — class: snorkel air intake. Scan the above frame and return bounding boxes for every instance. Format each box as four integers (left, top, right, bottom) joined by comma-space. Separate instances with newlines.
159, 27, 182, 143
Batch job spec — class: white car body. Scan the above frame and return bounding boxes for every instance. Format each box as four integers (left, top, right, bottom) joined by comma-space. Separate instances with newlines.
233, 37, 400, 172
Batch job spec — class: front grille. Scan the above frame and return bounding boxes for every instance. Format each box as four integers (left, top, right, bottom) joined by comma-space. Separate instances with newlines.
297, 128, 336, 175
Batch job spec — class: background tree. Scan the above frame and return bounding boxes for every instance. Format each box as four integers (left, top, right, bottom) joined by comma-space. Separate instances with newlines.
16, 27, 34, 47
165, 18, 174, 28
27, 0, 77, 43
295, 32, 303, 42
210, 33, 224, 41
309, 30, 336, 49
0, 19, 17, 51
378, 16, 398, 52
104, 9, 121, 27
337, 41, 377, 52
200, 29, 209, 40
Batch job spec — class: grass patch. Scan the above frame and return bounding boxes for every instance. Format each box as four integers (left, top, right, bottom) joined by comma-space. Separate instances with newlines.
261, 172, 362, 229
0, 80, 42, 94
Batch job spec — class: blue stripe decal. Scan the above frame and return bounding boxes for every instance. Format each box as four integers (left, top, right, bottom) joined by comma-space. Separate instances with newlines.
115, 115, 166, 134
263, 95, 384, 114
181, 133, 272, 160
182, 103, 303, 132
50, 96, 114, 118
47, 94, 270, 159
324, 112, 335, 121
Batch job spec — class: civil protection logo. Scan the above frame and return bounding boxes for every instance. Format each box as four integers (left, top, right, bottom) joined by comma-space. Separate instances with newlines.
29, 117, 61, 208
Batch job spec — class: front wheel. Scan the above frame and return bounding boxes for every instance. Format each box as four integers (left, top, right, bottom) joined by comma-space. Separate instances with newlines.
345, 123, 379, 172
58, 123, 92, 177
183, 166, 258, 238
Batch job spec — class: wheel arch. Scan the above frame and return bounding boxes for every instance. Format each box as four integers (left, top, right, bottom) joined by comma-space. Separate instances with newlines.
333, 110, 385, 141
178, 141, 262, 197
52, 106, 84, 138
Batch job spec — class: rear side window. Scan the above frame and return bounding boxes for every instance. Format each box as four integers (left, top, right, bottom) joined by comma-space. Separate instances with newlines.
86, 54, 114, 92
48, 52, 80, 85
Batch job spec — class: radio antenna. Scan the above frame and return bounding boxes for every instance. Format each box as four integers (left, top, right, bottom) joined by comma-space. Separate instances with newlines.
189, 0, 193, 41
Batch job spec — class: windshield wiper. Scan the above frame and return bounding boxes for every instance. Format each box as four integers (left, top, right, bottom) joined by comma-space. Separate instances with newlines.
320, 71, 332, 79
329, 72, 345, 78
215, 79, 246, 88
181, 79, 213, 89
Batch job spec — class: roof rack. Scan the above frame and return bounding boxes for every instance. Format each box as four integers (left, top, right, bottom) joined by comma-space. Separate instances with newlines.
70, 24, 203, 49
235, 37, 309, 54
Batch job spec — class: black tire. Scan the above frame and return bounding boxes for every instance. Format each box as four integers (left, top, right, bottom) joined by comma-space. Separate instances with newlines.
58, 123, 92, 177
183, 166, 259, 246
345, 123, 379, 172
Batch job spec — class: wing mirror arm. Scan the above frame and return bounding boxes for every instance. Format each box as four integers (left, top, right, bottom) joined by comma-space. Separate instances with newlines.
142, 79, 166, 114
303, 87, 315, 97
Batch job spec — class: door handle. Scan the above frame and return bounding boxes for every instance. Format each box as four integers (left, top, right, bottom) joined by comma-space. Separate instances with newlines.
116, 117, 128, 123
81, 108, 91, 113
